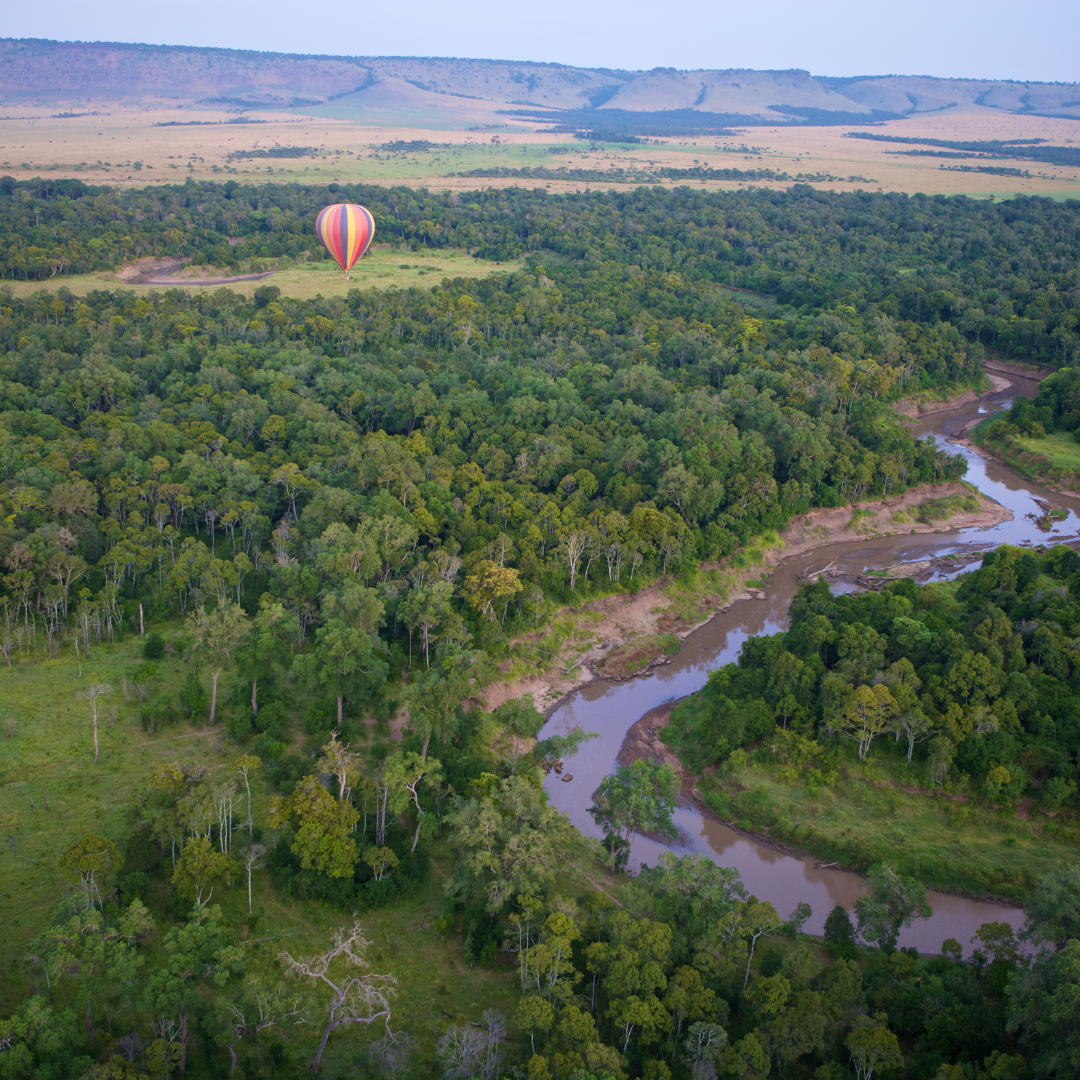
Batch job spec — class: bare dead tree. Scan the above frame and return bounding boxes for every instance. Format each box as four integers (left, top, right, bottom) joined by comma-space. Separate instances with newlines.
224, 985, 306, 1073
436, 1009, 505, 1080
281, 922, 397, 1072
369, 1030, 412, 1080
76, 683, 112, 763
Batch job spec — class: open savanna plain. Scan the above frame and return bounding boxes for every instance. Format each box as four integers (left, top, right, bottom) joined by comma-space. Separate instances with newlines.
3, 101, 1080, 198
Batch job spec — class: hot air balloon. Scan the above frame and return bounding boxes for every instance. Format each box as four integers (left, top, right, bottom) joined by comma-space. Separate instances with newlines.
315, 202, 375, 279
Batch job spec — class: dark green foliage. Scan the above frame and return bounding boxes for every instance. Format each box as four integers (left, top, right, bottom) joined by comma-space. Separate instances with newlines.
668, 547, 1080, 807
141, 631, 164, 659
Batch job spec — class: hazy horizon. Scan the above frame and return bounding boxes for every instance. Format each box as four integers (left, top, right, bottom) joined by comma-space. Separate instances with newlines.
3, 0, 1078, 85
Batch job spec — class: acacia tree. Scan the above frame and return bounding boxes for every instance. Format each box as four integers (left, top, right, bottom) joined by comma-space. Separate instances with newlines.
282, 922, 397, 1071
591, 759, 679, 875
187, 603, 248, 725
76, 683, 111, 763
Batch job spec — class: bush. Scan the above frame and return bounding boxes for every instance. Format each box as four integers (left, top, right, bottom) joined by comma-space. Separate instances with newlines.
142, 632, 165, 660
226, 712, 254, 745
139, 700, 178, 735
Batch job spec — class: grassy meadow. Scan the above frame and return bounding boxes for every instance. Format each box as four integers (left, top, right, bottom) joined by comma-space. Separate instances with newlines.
971, 417, 1080, 491
1, 247, 525, 301
696, 749, 1078, 902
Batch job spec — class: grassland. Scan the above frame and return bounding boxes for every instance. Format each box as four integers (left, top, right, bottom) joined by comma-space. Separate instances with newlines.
696, 747, 1078, 902
971, 419, 1080, 492
1011, 431, 1080, 470
3, 103, 1080, 198
2, 247, 524, 301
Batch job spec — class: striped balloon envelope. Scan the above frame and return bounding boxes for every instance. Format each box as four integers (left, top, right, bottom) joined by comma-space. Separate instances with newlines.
314, 202, 376, 278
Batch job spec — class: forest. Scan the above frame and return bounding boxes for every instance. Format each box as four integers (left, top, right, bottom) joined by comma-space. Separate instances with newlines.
2, 178, 1079, 366
1, 177, 1079, 1079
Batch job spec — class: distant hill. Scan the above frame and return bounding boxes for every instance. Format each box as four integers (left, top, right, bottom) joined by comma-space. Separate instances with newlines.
3, 38, 1079, 124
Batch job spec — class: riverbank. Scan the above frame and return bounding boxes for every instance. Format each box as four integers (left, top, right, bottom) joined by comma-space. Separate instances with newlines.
484, 481, 1010, 714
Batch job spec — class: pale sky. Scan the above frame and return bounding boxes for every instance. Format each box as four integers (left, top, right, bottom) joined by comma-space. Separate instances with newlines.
4, 0, 1078, 83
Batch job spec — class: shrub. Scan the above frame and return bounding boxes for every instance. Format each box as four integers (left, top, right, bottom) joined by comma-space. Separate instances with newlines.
142, 632, 165, 660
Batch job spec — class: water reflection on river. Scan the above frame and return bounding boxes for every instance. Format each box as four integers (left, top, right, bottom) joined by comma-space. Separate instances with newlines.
540, 371, 1074, 955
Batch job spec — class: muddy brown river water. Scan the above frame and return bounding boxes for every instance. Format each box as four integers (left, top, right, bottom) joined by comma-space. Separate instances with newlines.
540, 371, 1078, 955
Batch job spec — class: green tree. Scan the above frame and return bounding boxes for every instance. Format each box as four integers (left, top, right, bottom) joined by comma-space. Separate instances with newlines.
58, 833, 124, 911
143, 906, 244, 1074
171, 836, 233, 910
0, 996, 92, 1080
297, 612, 386, 731
514, 996, 555, 1055
591, 759, 679, 875
269, 777, 360, 879
446, 775, 585, 912
844, 1014, 903, 1080
494, 692, 546, 770
519, 913, 582, 1004
1006, 937, 1080, 1078
39, 899, 153, 1039
462, 560, 522, 621
385, 750, 443, 853
854, 863, 932, 952
1020, 865, 1080, 951
362, 846, 399, 882
187, 602, 248, 725
838, 684, 898, 760
721, 1032, 770, 1080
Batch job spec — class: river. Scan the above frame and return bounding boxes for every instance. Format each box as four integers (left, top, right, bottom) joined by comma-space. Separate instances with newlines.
539, 369, 1079, 955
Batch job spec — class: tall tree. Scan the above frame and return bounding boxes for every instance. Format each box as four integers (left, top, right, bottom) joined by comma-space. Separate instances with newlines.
591, 759, 679, 875
75, 683, 111, 763
143, 906, 244, 1075
58, 834, 123, 911
187, 603, 248, 726
854, 863, 932, 952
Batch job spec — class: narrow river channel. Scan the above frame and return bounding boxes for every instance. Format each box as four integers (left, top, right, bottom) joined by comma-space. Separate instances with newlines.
540, 369, 1078, 955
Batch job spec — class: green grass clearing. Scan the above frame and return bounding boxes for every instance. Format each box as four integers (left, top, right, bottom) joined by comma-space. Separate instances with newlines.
1012, 431, 1080, 471
697, 747, 1078, 901
2, 247, 524, 301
